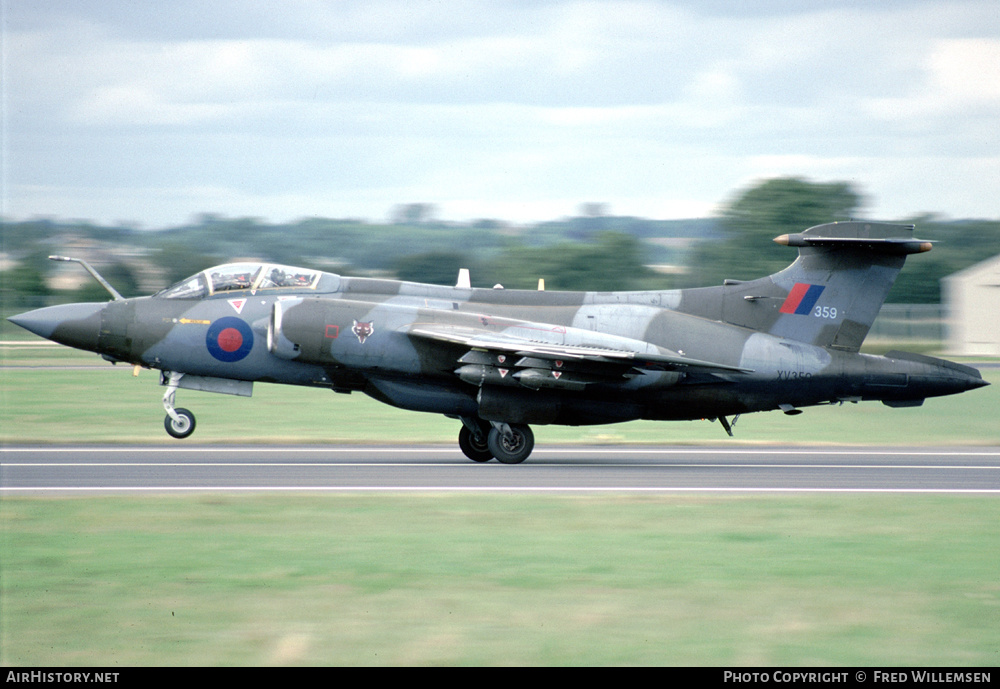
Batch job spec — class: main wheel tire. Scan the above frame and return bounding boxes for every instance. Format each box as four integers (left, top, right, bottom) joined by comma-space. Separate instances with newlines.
458, 425, 494, 462
487, 424, 534, 464
164, 408, 196, 439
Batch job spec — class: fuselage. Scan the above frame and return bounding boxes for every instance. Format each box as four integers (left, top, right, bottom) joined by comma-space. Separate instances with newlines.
11, 266, 987, 428
11, 223, 989, 462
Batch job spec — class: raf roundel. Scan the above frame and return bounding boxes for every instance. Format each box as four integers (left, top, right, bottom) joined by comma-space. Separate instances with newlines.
206, 317, 254, 362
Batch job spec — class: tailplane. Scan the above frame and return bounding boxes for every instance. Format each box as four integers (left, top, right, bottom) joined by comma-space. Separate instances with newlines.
679, 222, 932, 351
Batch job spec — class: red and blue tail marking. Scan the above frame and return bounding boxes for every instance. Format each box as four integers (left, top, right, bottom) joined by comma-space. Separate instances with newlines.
780, 283, 825, 315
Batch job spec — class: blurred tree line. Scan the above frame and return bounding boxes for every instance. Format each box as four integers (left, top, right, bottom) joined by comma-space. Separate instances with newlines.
680, 177, 1000, 303
683, 178, 860, 288
3, 178, 999, 309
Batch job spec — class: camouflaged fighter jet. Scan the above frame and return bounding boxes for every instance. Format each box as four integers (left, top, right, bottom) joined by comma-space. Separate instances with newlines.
8, 221, 989, 463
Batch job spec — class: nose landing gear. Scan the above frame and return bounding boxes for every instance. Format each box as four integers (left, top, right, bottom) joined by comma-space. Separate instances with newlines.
162, 371, 196, 439
164, 407, 196, 439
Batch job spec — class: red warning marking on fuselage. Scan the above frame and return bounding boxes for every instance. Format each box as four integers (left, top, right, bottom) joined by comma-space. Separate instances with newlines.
325, 325, 340, 338
229, 299, 247, 314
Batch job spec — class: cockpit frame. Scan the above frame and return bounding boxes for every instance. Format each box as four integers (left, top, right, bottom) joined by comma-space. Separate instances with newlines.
156, 263, 324, 299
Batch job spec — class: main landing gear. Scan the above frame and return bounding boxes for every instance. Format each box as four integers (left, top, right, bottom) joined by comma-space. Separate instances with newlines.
458, 418, 534, 464
458, 419, 493, 462
162, 371, 196, 439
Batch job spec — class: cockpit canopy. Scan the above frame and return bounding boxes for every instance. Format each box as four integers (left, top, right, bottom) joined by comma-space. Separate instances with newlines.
157, 262, 335, 299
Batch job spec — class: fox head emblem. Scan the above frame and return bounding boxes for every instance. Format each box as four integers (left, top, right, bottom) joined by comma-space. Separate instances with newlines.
352, 320, 374, 344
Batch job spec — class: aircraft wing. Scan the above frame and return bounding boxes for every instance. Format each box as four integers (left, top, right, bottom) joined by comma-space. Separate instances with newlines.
406, 323, 750, 373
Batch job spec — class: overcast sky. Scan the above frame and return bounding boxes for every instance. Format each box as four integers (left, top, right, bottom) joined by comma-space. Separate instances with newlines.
2, 0, 999, 228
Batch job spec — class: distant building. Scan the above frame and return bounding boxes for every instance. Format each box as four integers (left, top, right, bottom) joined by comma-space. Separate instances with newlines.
943, 254, 1000, 356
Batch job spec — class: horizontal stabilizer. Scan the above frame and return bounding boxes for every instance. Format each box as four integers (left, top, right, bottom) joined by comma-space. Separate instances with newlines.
774, 221, 932, 255
774, 235, 933, 254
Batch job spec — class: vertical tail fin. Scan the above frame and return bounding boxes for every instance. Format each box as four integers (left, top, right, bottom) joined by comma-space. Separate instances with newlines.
682, 222, 932, 351
768, 222, 931, 350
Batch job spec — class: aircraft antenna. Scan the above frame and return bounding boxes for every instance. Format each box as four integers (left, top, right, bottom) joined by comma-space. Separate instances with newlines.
48, 255, 124, 301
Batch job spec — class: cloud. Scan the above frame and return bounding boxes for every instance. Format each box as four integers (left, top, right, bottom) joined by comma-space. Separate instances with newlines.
929, 38, 1000, 104
3, 0, 999, 226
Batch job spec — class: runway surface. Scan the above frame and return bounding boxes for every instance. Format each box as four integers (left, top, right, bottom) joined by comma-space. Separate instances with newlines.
3, 445, 999, 493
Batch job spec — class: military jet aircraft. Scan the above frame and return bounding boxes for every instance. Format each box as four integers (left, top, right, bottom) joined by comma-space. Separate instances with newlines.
8, 221, 988, 463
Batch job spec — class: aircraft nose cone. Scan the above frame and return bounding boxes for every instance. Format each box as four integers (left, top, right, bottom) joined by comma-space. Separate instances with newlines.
7, 302, 106, 351
966, 375, 990, 391
952, 363, 990, 392
941, 368, 989, 395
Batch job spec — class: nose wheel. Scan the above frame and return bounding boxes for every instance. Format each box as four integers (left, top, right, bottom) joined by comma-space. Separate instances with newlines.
162, 371, 197, 439
164, 408, 196, 439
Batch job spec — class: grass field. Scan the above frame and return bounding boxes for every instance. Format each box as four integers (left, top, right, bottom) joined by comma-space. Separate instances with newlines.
1, 344, 998, 445
3, 494, 999, 666
2, 344, 998, 666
